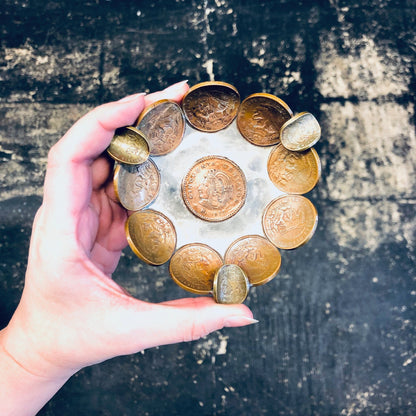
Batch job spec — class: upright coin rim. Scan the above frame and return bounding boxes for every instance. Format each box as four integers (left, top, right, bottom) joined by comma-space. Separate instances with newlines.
107, 126, 150, 165
224, 234, 282, 286
213, 264, 250, 304
169, 242, 224, 294
280, 111, 321, 151
125, 209, 177, 266
113, 158, 161, 211
262, 194, 318, 249
135, 99, 186, 156
267, 144, 321, 194
236, 93, 293, 146
182, 81, 241, 132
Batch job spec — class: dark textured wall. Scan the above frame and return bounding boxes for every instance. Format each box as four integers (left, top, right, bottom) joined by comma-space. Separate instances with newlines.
1, 1, 415, 415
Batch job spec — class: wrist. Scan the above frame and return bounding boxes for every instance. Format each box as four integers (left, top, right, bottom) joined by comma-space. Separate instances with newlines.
1, 300, 79, 380
0, 326, 71, 416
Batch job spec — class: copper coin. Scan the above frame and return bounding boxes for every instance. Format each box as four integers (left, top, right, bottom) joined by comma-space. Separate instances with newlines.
169, 243, 223, 294
280, 112, 321, 151
107, 126, 150, 165
262, 195, 318, 250
267, 143, 321, 194
136, 99, 186, 156
213, 264, 250, 304
182, 81, 240, 132
126, 209, 177, 265
181, 155, 247, 222
113, 159, 160, 211
224, 235, 281, 286
236, 93, 293, 146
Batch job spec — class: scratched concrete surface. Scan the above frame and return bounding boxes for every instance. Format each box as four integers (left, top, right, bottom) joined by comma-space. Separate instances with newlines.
1, 1, 415, 415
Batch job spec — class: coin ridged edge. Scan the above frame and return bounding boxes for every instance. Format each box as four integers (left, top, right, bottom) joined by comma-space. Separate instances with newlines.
135, 99, 176, 125
113, 163, 122, 204
238, 92, 293, 117
184, 80, 240, 97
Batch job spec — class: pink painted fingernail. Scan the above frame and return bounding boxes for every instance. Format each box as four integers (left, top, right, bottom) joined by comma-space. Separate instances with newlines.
223, 316, 259, 328
167, 80, 189, 90
118, 92, 146, 103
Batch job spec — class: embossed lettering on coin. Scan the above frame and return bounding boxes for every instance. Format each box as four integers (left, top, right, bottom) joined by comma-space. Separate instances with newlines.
107, 126, 149, 165
262, 195, 318, 250
136, 99, 185, 156
182, 81, 240, 132
114, 159, 160, 211
126, 209, 176, 265
213, 264, 250, 304
182, 155, 247, 222
225, 235, 281, 286
169, 243, 223, 294
236, 93, 293, 146
280, 112, 321, 151
267, 143, 321, 194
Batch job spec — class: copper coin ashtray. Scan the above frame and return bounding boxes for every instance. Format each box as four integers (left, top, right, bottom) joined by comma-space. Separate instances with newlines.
109, 81, 321, 304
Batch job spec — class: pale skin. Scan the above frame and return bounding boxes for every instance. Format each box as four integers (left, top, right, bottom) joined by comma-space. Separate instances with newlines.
0, 81, 256, 416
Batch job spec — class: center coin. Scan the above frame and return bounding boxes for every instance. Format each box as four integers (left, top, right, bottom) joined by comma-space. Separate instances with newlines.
181, 155, 247, 222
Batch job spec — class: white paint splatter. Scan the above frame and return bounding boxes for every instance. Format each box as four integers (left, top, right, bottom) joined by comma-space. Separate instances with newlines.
248, 57, 265, 67
402, 353, 416, 367
217, 334, 229, 355
202, 59, 215, 81
341, 385, 379, 416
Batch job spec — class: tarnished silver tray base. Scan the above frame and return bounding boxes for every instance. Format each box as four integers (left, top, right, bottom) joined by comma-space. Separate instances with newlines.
150, 120, 284, 256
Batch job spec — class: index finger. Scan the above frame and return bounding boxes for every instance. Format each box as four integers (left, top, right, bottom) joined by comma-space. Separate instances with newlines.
43, 94, 146, 222
43, 81, 189, 221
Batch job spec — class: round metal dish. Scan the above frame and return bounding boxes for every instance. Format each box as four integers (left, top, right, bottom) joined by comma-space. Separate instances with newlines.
110, 81, 321, 303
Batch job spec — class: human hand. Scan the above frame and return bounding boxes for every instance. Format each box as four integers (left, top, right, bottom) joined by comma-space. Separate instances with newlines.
0, 82, 255, 396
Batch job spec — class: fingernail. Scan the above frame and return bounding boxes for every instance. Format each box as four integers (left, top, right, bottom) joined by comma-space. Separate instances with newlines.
167, 80, 189, 90
223, 316, 259, 328
118, 92, 146, 103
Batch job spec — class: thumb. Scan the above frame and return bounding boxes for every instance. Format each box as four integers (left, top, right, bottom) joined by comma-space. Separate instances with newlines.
156, 297, 257, 343
111, 297, 257, 356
